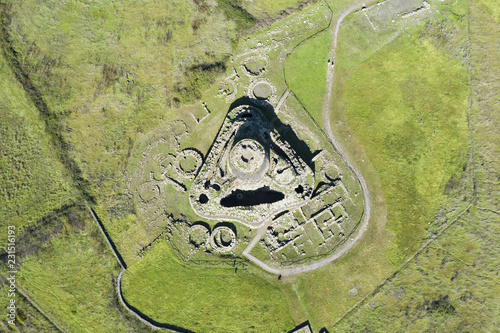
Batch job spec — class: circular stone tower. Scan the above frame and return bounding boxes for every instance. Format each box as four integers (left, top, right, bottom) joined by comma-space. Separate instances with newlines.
228, 138, 269, 182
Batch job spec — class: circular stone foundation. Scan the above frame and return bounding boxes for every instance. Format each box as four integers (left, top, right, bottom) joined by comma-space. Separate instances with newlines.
210, 226, 236, 252
247, 79, 277, 103
180, 156, 197, 173
189, 224, 210, 247
229, 139, 267, 176
176, 149, 202, 178
137, 182, 160, 203
243, 57, 267, 76
253, 82, 272, 100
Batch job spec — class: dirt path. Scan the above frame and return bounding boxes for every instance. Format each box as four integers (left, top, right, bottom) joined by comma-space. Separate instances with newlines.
242, 221, 281, 274
275, 89, 290, 113
242, 1, 374, 276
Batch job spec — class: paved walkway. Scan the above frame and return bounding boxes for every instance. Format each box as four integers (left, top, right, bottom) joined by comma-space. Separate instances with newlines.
275, 89, 290, 113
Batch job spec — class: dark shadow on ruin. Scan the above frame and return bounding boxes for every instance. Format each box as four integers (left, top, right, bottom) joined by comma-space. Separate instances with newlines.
213, 221, 238, 237
228, 96, 316, 171
191, 220, 211, 231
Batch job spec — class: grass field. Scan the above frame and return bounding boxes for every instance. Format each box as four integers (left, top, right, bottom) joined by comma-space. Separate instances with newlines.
284, 0, 473, 330
332, 1, 500, 331
0, 47, 76, 247
284, 0, 384, 126
0, 284, 60, 332
344, 32, 469, 260
122, 241, 295, 332
335, 210, 499, 332
285, 31, 331, 120
12, 214, 146, 332
242, 0, 308, 19
474, 0, 500, 22
2, 0, 237, 206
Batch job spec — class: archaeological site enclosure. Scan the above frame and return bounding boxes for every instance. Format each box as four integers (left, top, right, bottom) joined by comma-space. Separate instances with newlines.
5, 0, 490, 331
127, 24, 366, 270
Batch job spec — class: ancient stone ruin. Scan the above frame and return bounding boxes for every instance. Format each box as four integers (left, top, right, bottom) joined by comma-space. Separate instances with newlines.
128, 8, 366, 268
189, 104, 314, 228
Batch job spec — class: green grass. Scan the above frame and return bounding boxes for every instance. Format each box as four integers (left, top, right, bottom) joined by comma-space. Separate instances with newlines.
332, 2, 500, 331
285, 31, 331, 120
344, 32, 469, 261
467, 2, 500, 211
334, 210, 499, 332
242, 0, 306, 18
474, 0, 500, 22
292, 230, 396, 330
0, 47, 76, 245
14, 218, 144, 332
3, 0, 236, 205
215, 0, 256, 36
0, 285, 60, 331
122, 241, 295, 332
285, 0, 450, 128
284, 0, 387, 126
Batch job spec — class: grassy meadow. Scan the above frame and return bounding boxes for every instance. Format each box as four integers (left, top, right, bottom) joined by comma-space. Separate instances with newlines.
331, 0, 500, 331
122, 241, 295, 332
474, 0, 500, 22
242, 0, 308, 19
284, 0, 384, 126
0, 284, 60, 332
344, 32, 469, 260
285, 30, 331, 120
0, 203, 147, 331
12, 214, 146, 332
334, 209, 500, 332
3, 0, 238, 205
0, 46, 77, 247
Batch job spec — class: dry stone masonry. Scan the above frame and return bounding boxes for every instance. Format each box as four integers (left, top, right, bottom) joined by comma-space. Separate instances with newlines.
189, 105, 314, 228
126, 3, 366, 270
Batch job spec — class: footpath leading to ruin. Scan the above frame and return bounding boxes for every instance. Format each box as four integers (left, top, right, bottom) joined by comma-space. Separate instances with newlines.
242, 221, 281, 274
242, 1, 374, 276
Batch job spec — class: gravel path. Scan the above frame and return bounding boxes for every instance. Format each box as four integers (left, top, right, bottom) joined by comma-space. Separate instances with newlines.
242, 2, 374, 276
